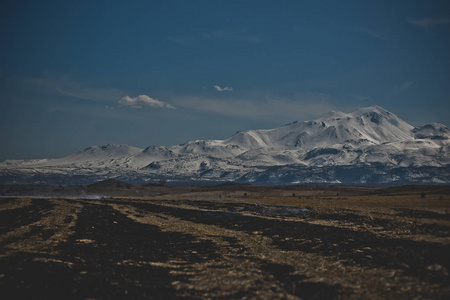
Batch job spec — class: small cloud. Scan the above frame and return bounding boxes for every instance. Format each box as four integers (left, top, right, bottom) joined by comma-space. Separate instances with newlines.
118, 95, 175, 109
214, 85, 233, 92
409, 17, 450, 28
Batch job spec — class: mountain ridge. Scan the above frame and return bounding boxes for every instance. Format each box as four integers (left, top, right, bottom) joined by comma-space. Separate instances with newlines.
1, 105, 449, 185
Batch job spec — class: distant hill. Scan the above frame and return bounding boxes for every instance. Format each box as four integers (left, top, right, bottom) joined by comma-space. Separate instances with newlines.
1, 106, 449, 185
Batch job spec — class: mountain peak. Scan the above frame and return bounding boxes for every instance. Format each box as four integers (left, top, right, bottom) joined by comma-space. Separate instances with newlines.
1, 105, 449, 185
365, 104, 385, 110
223, 106, 414, 150
81, 144, 136, 151
314, 105, 394, 123
71, 144, 143, 160
315, 109, 349, 121
350, 105, 392, 117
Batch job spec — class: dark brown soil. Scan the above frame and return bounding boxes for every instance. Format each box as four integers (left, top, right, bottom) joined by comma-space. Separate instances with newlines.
1, 188, 449, 299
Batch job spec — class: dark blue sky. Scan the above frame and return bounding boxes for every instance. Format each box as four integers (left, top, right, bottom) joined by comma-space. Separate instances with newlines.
1, 0, 450, 159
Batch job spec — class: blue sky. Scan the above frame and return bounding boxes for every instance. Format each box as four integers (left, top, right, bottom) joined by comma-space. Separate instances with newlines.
1, 0, 450, 159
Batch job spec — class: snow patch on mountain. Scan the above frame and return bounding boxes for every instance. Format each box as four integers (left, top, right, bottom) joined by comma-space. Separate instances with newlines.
1, 106, 449, 185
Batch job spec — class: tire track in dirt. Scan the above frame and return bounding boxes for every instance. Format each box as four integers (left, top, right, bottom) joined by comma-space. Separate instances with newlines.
108, 200, 445, 299
1, 198, 449, 299
2, 201, 216, 299
143, 199, 450, 243
0, 199, 82, 257
109, 202, 317, 299
110, 200, 450, 285
0, 198, 32, 211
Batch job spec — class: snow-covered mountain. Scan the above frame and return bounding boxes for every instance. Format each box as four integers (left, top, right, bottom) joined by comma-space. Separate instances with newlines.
1, 105, 449, 185
226, 105, 415, 149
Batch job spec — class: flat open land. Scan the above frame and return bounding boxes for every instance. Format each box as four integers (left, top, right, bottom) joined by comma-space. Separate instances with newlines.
1, 185, 449, 299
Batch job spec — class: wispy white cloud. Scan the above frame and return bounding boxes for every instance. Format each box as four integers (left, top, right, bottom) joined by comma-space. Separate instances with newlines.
119, 95, 175, 109
388, 81, 413, 96
409, 17, 450, 28
175, 93, 334, 122
23, 76, 177, 110
23, 75, 125, 102
214, 85, 233, 92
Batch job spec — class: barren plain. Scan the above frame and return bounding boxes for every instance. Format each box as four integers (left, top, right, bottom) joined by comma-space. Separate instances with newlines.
0, 184, 449, 299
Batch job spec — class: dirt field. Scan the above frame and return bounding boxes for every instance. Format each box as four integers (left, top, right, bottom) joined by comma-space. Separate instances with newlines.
0, 185, 449, 299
